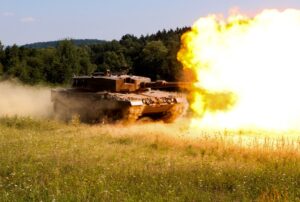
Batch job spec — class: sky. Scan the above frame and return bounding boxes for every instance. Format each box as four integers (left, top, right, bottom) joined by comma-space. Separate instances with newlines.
1, 0, 300, 45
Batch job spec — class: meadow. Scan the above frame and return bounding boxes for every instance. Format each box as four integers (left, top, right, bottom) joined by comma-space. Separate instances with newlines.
0, 116, 299, 201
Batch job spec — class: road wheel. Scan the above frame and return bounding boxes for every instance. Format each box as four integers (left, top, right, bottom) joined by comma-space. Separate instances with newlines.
162, 104, 184, 123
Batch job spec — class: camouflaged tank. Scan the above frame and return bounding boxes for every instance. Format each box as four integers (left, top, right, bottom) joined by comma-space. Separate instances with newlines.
51, 72, 189, 123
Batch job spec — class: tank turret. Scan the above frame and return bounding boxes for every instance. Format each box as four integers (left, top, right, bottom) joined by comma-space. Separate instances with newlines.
51, 72, 189, 123
71, 72, 191, 92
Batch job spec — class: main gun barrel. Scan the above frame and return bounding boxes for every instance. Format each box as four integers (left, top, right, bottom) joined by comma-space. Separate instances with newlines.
140, 81, 192, 90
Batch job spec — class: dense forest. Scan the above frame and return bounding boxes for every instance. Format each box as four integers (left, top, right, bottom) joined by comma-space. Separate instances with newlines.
0, 27, 193, 85
22, 39, 107, 49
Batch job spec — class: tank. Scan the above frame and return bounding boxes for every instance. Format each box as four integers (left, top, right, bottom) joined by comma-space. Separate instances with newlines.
51, 72, 190, 123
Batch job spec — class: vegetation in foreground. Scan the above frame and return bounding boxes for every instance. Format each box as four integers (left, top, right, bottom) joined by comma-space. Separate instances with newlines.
0, 116, 299, 201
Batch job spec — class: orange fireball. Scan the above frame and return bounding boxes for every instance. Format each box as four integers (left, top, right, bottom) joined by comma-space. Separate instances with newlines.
178, 9, 300, 130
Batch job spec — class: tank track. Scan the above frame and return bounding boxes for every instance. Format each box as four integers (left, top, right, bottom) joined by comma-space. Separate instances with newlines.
53, 99, 186, 124
53, 100, 70, 121
162, 103, 186, 123
123, 106, 144, 123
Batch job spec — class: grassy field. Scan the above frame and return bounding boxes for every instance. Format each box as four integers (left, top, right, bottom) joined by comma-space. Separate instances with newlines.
0, 117, 299, 201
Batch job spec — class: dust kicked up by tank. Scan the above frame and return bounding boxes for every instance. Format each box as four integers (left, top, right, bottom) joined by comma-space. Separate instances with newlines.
0, 81, 52, 118
178, 9, 300, 131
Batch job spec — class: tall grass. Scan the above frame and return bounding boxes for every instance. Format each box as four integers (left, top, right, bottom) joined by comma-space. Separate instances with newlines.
0, 117, 299, 201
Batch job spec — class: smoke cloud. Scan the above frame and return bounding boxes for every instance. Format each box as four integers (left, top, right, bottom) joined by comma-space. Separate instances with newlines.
0, 81, 52, 118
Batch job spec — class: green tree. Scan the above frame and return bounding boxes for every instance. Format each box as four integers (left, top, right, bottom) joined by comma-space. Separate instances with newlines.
3, 45, 20, 74
8, 61, 30, 82
0, 63, 3, 76
135, 40, 168, 80
0, 41, 4, 59
42, 48, 58, 83
55, 40, 81, 83
26, 56, 44, 83
77, 46, 96, 75
120, 34, 143, 72
163, 34, 183, 81
0, 41, 4, 76
100, 51, 128, 72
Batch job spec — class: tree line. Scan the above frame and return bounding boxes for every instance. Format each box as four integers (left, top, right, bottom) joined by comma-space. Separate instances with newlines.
0, 27, 192, 85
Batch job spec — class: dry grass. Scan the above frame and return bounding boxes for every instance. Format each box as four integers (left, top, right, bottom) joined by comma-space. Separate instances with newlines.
0, 116, 299, 201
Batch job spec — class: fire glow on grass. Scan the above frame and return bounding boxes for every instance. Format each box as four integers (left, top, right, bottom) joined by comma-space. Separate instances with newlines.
178, 9, 300, 131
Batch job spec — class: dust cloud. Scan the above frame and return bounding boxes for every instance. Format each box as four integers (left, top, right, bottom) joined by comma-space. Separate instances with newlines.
0, 81, 53, 118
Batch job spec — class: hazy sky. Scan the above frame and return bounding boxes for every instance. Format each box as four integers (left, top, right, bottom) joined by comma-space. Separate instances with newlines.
1, 0, 300, 45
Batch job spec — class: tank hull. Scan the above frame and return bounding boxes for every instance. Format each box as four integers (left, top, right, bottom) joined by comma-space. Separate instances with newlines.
51, 89, 187, 123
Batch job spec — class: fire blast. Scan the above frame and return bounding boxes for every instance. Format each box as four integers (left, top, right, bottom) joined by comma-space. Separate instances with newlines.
178, 9, 300, 131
